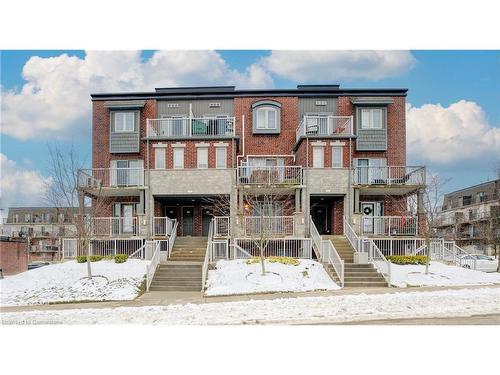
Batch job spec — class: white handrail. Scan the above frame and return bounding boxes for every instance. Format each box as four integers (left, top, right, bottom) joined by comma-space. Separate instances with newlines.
362, 238, 391, 285
343, 216, 360, 253
201, 219, 214, 292
309, 215, 323, 259
146, 241, 161, 291
129, 241, 147, 259
322, 239, 345, 287
231, 243, 253, 259
167, 220, 178, 258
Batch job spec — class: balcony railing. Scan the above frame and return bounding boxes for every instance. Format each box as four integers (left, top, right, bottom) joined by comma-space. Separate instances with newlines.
296, 115, 353, 142
244, 216, 295, 236
147, 117, 236, 138
214, 216, 230, 237
353, 166, 425, 186
152, 217, 176, 237
91, 217, 139, 237
359, 216, 418, 236
78, 168, 144, 189
237, 166, 303, 185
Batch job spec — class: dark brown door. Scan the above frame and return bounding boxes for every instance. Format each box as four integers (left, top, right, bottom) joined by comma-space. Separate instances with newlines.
182, 207, 194, 236
202, 209, 212, 236
311, 205, 328, 234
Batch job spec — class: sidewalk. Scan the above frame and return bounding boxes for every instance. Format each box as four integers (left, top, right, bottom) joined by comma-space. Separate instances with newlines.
3, 284, 500, 313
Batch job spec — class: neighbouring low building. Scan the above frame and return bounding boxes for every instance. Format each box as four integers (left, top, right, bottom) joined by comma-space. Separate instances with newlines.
435, 179, 500, 255
0, 238, 28, 276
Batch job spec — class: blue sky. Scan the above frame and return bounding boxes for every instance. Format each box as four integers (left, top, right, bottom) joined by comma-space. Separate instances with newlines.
1, 50, 499, 211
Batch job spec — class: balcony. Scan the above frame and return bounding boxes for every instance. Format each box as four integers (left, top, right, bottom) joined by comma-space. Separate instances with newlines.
243, 216, 295, 236
237, 166, 303, 186
296, 115, 353, 142
91, 217, 139, 237
353, 166, 425, 195
77, 168, 145, 196
147, 117, 236, 139
354, 215, 419, 236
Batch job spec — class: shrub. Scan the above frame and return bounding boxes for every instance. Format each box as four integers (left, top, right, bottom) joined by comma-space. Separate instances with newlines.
115, 254, 128, 263
245, 256, 299, 266
103, 255, 114, 260
76, 256, 87, 263
268, 256, 299, 266
386, 255, 427, 265
89, 255, 103, 262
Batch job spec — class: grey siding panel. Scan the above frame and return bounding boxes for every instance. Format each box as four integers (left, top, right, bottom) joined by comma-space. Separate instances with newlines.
298, 98, 337, 119
157, 99, 234, 117
356, 129, 387, 150
355, 106, 388, 151
109, 111, 140, 153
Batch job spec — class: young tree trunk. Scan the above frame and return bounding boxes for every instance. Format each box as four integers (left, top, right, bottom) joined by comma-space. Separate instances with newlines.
425, 235, 431, 275
260, 245, 266, 276
86, 239, 92, 279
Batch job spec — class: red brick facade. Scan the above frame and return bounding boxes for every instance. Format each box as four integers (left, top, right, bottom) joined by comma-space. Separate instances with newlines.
0, 239, 28, 275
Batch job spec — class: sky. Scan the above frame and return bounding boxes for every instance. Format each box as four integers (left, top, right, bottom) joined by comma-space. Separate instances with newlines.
1, 50, 499, 214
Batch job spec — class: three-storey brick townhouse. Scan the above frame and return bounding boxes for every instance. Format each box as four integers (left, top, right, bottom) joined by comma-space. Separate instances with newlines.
77, 85, 427, 289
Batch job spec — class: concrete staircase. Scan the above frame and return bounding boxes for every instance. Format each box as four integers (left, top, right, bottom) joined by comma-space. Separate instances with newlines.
169, 237, 207, 262
323, 235, 388, 287
149, 237, 207, 291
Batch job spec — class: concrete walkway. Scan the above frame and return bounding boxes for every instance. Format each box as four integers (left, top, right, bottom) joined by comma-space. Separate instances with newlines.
2, 284, 500, 313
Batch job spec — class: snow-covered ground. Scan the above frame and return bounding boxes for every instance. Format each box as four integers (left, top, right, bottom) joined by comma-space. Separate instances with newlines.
2, 287, 499, 325
390, 261, 500, 288
205, 259, 339, 296
0, 260, 147, 306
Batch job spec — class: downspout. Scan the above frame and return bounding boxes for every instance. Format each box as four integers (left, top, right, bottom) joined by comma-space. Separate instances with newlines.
146, 136, 151, 240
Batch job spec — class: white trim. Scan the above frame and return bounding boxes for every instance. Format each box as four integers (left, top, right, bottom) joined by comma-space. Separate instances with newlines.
195, 142, 210, 148
173, 147, 184, 169
329, 141, 346, 146
214, 142, 229, 147
311, 141, 327, 146
152, 143, 167, 148
331, 145, 343, 169
171, 143, 186, 148
154, 147, 166, 170
312, 145, 325, 169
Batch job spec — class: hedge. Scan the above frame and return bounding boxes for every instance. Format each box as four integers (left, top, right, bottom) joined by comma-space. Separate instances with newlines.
76, 255, 104, 263
386, 255, 428, 265
115, 254, 129, 263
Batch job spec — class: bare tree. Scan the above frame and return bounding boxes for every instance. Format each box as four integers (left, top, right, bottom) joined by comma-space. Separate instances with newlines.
203, 188, 296, 275
418, 173, 451, 274
45, 143, 107, 279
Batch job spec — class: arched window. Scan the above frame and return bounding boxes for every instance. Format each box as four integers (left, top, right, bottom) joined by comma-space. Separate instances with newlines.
252, 100, 281, 134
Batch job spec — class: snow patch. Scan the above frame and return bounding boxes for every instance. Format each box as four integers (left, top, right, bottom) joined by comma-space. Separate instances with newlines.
205, 259, 340, 296
0, 260, 147, 306
2, 287, 500, 325
390, 262, 500, 288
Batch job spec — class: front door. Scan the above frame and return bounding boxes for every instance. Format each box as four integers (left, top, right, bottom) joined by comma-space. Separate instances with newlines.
182, 207, 194, 236
361, 202, 375, 234
311, 205, 328, 234
122, 204, 134, 234
202, 209, 212, 236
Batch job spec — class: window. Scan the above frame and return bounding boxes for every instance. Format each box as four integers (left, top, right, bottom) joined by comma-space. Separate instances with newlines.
252, 100, 281, 134
332, 146, 343, 168
477, 191, 486, 203
256, 107, 277, 130
462, 195, 472, 206
313, 146, 324, 168
216, 147, 227, 169
155, 148, 165, 169
110, 159, 143, 186
25, 214, 31, 222
114, 112, 135, 132
360, 108, 383, 129
14, 214, 19, 223
197, 147, 208, 169
173, 148, 184, 169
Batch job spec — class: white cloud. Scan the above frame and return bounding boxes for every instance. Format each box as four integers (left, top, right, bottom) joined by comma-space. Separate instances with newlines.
407, 100, 500, 165
0, 153, 52, 213
1, 50, 273, 141
260, 50, 416, 81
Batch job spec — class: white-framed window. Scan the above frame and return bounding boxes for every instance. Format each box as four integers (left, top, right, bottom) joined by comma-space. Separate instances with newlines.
173, 148, 184, 169
154, 148, 165, 169
216, 147, 227, 169
312, 146, 324, 168
114, 112, 135, 132
14, 214, 19, 223
331, 146, 343, 168
25, 214, 31, 222
255, 107, 278, 130
360, 108, 383, 129
197, 147, 208, 169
